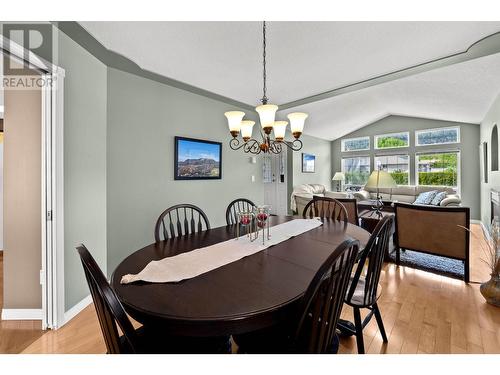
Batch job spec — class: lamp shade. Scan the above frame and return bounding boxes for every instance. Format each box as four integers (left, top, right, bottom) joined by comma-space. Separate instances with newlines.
365, 170, 397, 189
255, 104, 278, 132
273, 121, 288, 141
224, 111, 245, 136
332, 172, 345, 181
287, 112, 308, 137
240, 120, 255, 141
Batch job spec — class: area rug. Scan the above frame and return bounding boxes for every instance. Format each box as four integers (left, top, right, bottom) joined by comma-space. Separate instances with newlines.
388, 248, 465, 280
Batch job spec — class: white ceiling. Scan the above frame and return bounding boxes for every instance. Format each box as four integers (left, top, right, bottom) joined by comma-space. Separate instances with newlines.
79, 21, 500, 140
280, 52, 500, 140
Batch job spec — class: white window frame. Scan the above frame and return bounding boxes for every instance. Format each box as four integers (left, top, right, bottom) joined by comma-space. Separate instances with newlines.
341, 155, 372, 188
415, 126, 460, 147
374, 153, 410, 185
415, 150, 461, 194
374, 131, 410, 150
341, 136, 370, 152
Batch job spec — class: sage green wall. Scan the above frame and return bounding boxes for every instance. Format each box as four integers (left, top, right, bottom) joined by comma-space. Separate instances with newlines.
58, 31, 108, 310
292, 134, 332, 190
331, 115, 480, 220
480, 91, 500, 226
106, 68, 263, 273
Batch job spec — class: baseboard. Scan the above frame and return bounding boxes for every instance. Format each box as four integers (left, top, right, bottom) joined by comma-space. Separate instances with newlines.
63, 294, 92, 325
1, 308, 43, 320
470, 219, 482, 225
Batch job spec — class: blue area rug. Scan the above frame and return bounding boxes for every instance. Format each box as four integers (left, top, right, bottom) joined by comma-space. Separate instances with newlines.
388, 248, 465, 280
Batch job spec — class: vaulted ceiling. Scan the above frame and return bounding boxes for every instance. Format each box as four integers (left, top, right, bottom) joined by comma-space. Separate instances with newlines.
80, 21, 500, 140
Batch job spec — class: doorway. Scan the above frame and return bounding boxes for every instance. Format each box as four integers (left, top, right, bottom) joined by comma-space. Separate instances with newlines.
0, 39, 65, 331
263, 149, 289, 216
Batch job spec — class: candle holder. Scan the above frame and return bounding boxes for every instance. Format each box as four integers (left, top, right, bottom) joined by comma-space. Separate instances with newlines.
254, 205, 271, 245
236, 211, 255, 240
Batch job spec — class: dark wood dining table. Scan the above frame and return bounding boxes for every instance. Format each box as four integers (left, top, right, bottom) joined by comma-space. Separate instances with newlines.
111, 216, 370, 337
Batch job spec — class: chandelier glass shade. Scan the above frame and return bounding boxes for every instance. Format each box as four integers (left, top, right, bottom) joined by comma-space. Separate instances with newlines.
240, 120, 255, 141
224, 22, 308, 155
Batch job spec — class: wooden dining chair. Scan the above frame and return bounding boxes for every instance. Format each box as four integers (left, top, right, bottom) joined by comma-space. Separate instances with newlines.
77, 244, 231, 354
77, 244, 155, 354
302, 196, 349, 223
234, 238, 359, 353
338, 215, 394, 354
225, 198, 256, 225
335, 198, 359, 226
154, 204, 211, 242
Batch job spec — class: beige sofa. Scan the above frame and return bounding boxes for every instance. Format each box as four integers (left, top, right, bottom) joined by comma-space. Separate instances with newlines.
291, 184, 349, 216
353, 185, 461, 207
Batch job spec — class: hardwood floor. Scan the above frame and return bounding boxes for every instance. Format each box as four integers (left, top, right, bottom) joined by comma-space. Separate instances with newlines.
337, 224, 500, 354
0, 252, 45, 353
1, 224, 498, 354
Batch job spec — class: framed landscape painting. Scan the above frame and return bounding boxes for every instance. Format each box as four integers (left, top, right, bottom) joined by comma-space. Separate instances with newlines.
302, 153, 315, 173
174, 136, 222, 180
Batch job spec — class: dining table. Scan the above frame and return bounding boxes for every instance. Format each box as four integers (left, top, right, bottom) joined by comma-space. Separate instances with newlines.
111, 215, 370, 338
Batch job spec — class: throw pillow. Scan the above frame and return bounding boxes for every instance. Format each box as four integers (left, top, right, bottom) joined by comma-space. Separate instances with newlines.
414, 190, 438, 205
431, 191, 447, 206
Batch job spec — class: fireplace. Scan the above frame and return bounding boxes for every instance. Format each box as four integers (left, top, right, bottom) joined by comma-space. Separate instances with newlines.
491, 189, 500, 222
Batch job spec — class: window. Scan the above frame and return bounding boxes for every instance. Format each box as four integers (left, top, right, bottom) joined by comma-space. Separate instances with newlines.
341, 136, 370, 152
492, 125, 498, 171
416, 151, 460, 190
416, 127, 460, 146
374, 132, 409, 149
341, 156, 371, 190
374, 154, 409, 185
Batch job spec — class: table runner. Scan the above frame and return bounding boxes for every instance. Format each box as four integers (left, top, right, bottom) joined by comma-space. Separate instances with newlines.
120, 218, 322, 284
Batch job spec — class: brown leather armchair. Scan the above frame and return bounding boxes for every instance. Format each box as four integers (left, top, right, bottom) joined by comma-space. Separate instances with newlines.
394, 203, 470, 282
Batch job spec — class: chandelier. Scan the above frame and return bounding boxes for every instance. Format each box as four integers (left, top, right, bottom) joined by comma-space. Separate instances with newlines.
224, 21, 308, 155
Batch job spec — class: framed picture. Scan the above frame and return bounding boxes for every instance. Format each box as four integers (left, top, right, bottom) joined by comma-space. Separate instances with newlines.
302, 153, 315, 173
174, 136, 222, 180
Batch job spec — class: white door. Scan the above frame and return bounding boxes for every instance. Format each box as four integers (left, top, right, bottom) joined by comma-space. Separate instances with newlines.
263, 149, 288, 215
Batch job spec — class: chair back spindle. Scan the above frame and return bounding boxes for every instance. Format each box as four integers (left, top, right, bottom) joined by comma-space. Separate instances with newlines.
155, 204, 210, 242
302, 196, 349, 223
225, 198, 256, 225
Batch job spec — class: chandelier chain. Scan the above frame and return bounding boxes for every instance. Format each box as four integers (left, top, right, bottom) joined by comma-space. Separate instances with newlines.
261, 21, 268, 104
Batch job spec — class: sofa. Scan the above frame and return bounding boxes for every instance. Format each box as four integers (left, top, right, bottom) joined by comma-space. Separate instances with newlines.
291, 184, 349, 216
353, 185, 461, 207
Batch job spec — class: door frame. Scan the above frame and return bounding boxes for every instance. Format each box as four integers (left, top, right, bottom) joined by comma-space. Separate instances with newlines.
0, 34, 65, 329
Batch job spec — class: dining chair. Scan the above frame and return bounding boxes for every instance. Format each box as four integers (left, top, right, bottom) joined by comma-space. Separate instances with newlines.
154, 204, 211, 242
77, 244, 231, 354
234, 238, 359, 353
77, 243, 159, 354
225, 198, 256, 225
302, 196, 349, 223
338, 214, 394, 354
335, 198, 359, 226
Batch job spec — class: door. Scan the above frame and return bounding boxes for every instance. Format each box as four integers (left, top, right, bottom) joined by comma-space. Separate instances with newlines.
263, 149, 288, 216
0, 41, 65, 329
